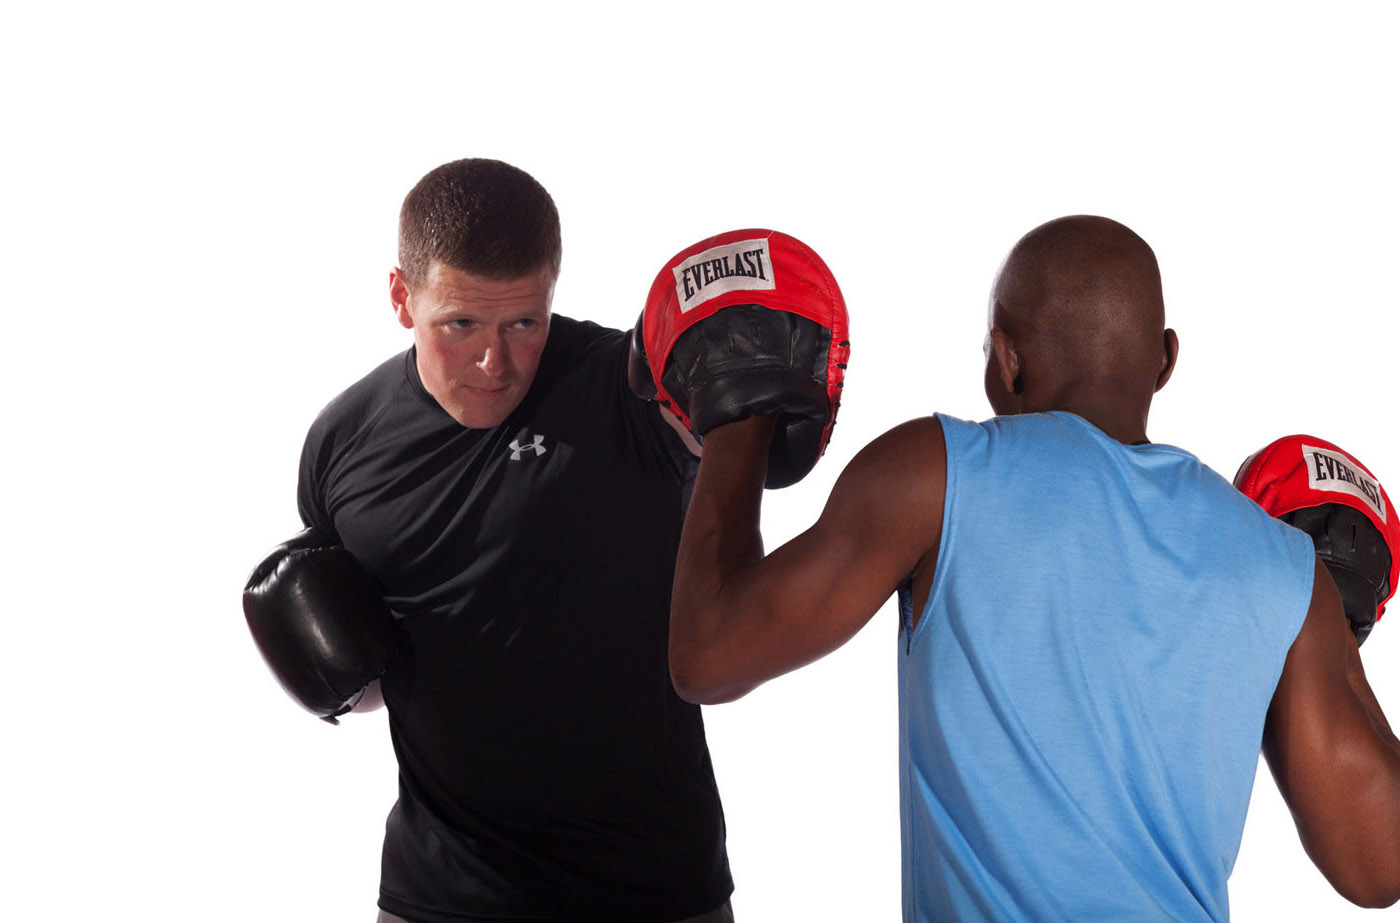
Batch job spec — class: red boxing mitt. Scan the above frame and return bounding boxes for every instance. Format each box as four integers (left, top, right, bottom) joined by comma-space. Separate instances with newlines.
632, 229, 850, 489
1235, 435, 1399, 644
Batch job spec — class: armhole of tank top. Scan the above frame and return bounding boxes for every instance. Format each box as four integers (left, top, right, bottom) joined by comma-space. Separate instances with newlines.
897, 580, 915, 654
1286, 529, 1319, 650
904, 413, 959, 654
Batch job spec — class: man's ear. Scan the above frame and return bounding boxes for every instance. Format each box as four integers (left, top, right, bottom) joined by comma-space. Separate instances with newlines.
390, 268, 415, 330
988, 326, 1021, 396
1155, 328, 1179, 393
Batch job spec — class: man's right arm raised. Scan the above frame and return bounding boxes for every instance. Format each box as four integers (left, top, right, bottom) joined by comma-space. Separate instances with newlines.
1261, 556, 1400, 907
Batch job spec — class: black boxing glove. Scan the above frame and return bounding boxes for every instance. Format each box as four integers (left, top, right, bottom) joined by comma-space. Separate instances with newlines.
638, 229, 850, 489
242, 529, 397, 722
1235, 435, 1400, 645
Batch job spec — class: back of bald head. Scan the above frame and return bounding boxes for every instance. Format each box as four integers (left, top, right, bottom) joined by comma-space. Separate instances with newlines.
992, 215, 1165, 380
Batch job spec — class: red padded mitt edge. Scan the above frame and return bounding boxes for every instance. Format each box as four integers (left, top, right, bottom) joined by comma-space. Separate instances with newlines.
642, 229, 850, 449
1235, 434, 1400, 618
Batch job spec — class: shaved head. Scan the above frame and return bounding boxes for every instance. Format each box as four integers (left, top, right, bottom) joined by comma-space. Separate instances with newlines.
985, 215, 1177, 443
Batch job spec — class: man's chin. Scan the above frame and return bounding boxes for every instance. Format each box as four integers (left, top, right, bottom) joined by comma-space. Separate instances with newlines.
448, 393, 523, 429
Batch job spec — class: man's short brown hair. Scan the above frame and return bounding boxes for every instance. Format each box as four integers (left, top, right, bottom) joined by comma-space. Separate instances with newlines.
398, 158, 562, 285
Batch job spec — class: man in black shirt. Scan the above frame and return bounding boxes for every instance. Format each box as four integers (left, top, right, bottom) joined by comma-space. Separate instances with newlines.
251, 159, 733, 922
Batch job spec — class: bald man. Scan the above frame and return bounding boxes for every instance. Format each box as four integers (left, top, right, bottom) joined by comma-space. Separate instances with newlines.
668, 216, 1400, 920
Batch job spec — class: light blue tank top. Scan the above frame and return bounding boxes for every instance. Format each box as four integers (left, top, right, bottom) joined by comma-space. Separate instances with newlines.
898, 412, 1315, 922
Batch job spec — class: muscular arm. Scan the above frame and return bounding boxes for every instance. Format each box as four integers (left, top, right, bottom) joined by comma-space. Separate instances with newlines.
1262, 556, 1400, 907
669, 414, 946, 704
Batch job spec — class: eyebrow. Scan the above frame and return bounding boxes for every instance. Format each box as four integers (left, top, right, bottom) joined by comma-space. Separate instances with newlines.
426, 302, 550, 322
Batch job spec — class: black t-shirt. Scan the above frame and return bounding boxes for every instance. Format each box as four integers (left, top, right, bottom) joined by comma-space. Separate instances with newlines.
298, 316, 732, 921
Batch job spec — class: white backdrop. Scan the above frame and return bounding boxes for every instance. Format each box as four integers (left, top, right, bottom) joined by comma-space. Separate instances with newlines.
5, 3, 1399, 920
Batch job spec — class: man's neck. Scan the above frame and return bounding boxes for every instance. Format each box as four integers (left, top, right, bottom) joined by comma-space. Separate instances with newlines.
1043, 397, 1150, 446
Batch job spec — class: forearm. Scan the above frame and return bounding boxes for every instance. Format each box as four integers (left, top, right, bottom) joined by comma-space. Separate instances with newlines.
1265, 565, 1400, 907
1280, 717, 1400, 907
1349, 649, 1400, 749
670, 415, 777, 702
1338, 647, 1400, 904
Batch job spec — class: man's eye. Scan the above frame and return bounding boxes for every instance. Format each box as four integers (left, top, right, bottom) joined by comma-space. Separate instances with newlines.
448, 319, 474, 330
514, 318, 536, 330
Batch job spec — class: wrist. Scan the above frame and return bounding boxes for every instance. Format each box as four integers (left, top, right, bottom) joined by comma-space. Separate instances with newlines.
696, 414, 778, 493
704, 413, 779, 446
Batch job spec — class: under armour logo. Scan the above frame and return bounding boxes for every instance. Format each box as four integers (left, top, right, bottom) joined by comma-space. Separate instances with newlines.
508, 434, 548, 461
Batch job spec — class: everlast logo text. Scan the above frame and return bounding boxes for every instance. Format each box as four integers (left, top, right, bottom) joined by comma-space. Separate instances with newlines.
679, 248, 769, 300
672, 237, 777, 313
1303, 444, 1387, 523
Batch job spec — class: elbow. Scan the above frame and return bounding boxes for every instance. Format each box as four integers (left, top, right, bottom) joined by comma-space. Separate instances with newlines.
670, 673, 712, 706
669, 594, 760, 704
668, 649, 721, 705
667, 648, 702, 704
1338, 881, 1400, 910
1333, 857, 1400, 909
667, 602, 728, 705
668, 643, 747, 706
1331, 772, 1400, 907
667, 610, 707, 703
1321, 839, 1400, 909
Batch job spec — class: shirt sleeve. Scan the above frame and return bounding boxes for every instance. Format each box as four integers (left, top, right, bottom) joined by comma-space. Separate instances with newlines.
296, 419, 341, 542
606, 330, 699, 482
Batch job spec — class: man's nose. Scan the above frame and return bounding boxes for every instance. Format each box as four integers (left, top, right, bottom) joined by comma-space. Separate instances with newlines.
477, 331, 508, 377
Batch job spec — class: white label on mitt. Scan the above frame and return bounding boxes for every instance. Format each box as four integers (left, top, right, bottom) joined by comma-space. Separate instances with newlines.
1303, 444, 1387, 523
673, 237, 776, 313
